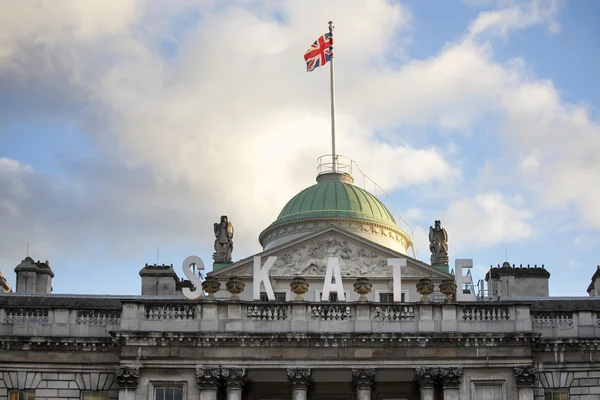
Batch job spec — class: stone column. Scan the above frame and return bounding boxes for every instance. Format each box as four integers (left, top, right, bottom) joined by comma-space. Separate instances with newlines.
414, 368, 436, 400
352, 368, 375, 400
196, 366, 222, 400
514, 366, 536, 400
115, 366, 140, 400
287, 368, 312, 400
439, 368, 462, 400
221, 368, 247, 400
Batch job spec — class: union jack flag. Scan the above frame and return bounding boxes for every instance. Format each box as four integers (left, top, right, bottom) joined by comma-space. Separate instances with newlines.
304, 32, 333, 72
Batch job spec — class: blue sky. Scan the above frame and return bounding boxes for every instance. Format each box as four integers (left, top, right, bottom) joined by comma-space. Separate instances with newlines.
0, 0, 599, 296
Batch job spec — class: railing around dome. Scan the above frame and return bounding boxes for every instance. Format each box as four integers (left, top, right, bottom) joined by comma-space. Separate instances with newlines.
317, 154, 390, 203
317, 154, 417, 258
317, 154, 354, 177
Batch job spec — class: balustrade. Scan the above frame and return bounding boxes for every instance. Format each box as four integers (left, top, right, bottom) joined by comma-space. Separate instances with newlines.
462, 305, 510, 321
145, 304, 196, 320
76, 309, 121, 325
310, 304, 352, 320
4, 308, 49, 324
532, 311, 573, 327
0, 298, 598, 338
247, 304, 288, 321
372, 305, 415, 321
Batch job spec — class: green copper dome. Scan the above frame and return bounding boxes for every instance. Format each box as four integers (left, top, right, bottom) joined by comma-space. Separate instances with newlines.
272, 174, 397, 227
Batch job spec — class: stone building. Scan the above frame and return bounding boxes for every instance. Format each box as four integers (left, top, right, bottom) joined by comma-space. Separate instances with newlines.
1, 161, 600, 400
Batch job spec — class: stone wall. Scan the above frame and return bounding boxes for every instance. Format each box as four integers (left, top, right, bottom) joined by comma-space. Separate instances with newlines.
0, 371, 118, 400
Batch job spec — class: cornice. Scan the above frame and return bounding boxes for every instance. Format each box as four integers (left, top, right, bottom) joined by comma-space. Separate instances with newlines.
259, 217, 412, 249
109, 331, 538, 349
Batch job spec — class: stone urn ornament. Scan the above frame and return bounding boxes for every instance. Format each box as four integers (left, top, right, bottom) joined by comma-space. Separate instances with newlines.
225, 276, 245, 299
353, 277, 372, 301
439, 278, 457, 301
416, 278, 434, 301
201, 276, 221, 300
290, 277, 309, 301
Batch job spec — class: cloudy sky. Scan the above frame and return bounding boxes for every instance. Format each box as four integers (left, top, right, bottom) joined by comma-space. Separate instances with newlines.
1, 0, 598, 296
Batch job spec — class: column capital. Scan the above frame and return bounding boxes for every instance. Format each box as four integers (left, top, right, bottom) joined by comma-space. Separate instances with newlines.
287, 368, 312, 388
352, 368, 376, 390
196, 366, 221, 389
414, 367, 437, 388
221, 367, 247, 389
513, 365, 536, 387
438, 367, 463, 388
115, 366, 140, 389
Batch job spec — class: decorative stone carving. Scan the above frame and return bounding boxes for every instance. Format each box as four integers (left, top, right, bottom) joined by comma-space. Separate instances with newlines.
416, 278, 434, 301
196, 366, 221, 389
353, 277, 372, 301
221, 367, 247, 388
287, 368, 312, 388
439, 278, 457, 300
115, 366, 140, 389
351, 368, 375, 390
202, 276, 221, 299
414, 367, 438, 388
438, 367, 463, 388
269, 237, 424, 278
213, 216, 234, 263
225, 276, 245, 299
290, 277, 309, 301
429, 220, 449, 266
514, 365, 536, 387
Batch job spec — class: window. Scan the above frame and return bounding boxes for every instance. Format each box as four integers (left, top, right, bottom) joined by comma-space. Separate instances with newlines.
545, 391, 568, 400
9, 391, 35, 400
379, 292, 405, 302
259, 292, 286, 301
155, 387, 183, 400
316, 290, 348, 301
82, 392, 109, 400
474, 384, 503, 400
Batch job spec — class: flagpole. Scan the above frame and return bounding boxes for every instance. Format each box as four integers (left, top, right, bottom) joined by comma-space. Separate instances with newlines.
328, 21, 336, 173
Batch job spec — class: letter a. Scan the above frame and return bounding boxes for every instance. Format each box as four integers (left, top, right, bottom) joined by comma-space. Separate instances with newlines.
321, 257, 345, 301
253, 256, 276, 300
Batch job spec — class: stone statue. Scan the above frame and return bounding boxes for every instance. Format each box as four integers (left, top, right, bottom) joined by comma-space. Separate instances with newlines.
213, 215, 234, 263
429, 220, 449, 266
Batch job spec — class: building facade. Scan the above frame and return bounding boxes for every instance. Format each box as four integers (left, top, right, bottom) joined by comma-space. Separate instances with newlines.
2, 167, 600, 400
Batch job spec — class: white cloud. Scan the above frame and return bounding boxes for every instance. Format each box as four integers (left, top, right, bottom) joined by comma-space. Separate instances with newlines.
466, 0, 561, 39
0, 158, 33, 173
0, 0, 599, 282
443, 193, 533, 250
0, 1, 142, 71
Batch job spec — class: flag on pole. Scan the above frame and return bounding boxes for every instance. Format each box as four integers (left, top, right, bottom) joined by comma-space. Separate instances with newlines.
304, 32, 333, 72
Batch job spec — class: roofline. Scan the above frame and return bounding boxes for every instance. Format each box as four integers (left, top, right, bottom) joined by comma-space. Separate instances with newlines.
212, 224, 452, 279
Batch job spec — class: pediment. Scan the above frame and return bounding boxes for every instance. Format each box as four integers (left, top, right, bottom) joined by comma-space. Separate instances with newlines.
210, 226, 452, 280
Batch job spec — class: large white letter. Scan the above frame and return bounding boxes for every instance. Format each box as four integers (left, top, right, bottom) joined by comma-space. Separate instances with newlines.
182, 256, 205, 300
456, 258, 476, 301
321, 257, 345, 301
253, 256, 276, 300
388, 258, 405, 302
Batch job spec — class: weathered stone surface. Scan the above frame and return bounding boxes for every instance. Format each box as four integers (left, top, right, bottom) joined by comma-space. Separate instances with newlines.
513, 365, 536, 387
221, 368, 246, 388
414, 367, 437, 388
114, 366, 139, 389
287, 368, 311, 388
351, 368, 375, 390
196, 366, 221, 389
438, 367, 463, 388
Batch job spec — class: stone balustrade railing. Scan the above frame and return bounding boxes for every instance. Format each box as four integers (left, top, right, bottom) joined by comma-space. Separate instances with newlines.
1, 295, 600, 338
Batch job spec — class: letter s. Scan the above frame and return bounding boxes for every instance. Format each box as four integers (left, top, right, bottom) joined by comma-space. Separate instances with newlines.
182, 256, 205, 300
